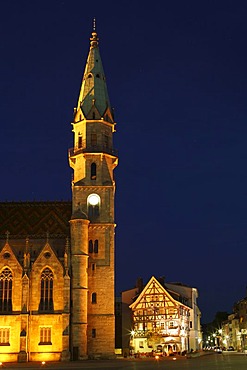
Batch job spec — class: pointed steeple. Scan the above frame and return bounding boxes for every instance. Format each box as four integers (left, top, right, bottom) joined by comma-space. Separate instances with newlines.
75, 21, 114, 123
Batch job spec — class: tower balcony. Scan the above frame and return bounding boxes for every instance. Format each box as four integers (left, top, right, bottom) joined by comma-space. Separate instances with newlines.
68, 144, 118, 157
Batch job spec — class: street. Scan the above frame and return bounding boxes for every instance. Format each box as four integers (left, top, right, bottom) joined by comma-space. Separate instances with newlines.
0, 353, 247, 370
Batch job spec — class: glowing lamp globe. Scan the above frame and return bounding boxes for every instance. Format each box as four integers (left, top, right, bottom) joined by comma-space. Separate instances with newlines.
88, 194, 99, 206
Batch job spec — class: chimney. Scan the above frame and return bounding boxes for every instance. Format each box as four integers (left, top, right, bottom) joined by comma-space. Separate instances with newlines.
136, 277, 143, 293
158, 276, 165, 286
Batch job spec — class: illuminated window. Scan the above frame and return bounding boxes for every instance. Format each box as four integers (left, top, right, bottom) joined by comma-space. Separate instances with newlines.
92, 328, 96, 338
39, 327, 52, 345
91, 163, 97, 180
0, 268, 12, 312
39, 268, 54, 312
92, 292, 97, 304
94, 240, 98, 253
0, 328, 10, 345
89, 240, 93, 253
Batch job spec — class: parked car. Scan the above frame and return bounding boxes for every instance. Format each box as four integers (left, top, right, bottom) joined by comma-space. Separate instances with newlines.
214, 346, 222, 354
227, 346, 234, 351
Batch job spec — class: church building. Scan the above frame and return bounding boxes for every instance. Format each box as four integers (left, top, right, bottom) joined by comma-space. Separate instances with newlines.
0, 27, 117, 362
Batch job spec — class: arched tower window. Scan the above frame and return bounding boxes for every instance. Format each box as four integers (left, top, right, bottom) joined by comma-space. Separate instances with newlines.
87, 194, 100, 220
91, 163, 97, 180
78, 134, 83, 148
92, 292, 97, 304
94, 240, 98, 253
0, 268, 12, 312
39, 268, 54, 312
88, 240, 93, 253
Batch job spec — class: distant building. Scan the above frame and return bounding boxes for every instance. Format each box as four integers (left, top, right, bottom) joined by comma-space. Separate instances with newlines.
121, 276, 202, 356
221, 296, 247, 351
0, 27, 117, 362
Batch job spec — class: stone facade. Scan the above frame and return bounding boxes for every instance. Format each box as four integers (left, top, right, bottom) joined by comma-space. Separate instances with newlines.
0, 232, 70, 362
0, 28, 117, 362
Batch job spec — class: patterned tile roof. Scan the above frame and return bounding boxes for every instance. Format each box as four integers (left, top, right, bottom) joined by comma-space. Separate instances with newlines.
0, 201, 72, 239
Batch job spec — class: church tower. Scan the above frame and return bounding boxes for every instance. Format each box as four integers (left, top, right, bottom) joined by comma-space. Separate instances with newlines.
69, 26, 118, 359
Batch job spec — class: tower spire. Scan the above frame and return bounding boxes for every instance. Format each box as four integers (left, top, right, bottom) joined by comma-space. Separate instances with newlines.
69, 27, 118, 359
74, 26, 113, 123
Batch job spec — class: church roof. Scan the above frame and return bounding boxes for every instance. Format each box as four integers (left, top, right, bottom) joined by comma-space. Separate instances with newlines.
75, 28, 113, 122
0, 201, 72, 239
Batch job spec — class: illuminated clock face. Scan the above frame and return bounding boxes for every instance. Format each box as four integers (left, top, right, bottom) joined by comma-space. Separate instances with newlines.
88, 194, 100, 206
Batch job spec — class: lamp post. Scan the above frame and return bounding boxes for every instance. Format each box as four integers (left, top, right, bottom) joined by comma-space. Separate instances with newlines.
213, 333, 217, 346
130, 330, 135, 356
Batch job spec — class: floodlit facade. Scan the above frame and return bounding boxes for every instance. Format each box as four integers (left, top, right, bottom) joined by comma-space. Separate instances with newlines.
122, 276, 202, 356
221, 297, 247, 352
0, 27, 117, 362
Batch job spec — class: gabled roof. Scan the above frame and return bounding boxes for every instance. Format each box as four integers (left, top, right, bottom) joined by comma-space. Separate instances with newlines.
129, 276, 190, 310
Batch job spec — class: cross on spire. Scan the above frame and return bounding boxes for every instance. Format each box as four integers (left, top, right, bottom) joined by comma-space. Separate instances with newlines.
93, 17, 96, 32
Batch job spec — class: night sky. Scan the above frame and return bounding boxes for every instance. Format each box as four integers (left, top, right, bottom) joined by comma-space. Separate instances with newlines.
1, 0, 247, 323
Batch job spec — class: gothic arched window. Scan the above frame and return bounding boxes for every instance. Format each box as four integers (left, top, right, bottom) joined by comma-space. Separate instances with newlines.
91, 163, 97, 180
39, 268, 54, 312
0, 268, 12, 312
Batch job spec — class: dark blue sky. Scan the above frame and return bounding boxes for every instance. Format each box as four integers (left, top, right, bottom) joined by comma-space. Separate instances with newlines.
1, 0, 247, 323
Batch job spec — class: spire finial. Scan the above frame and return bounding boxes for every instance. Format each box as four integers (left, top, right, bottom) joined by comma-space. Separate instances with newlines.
90, 18, 99, 49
